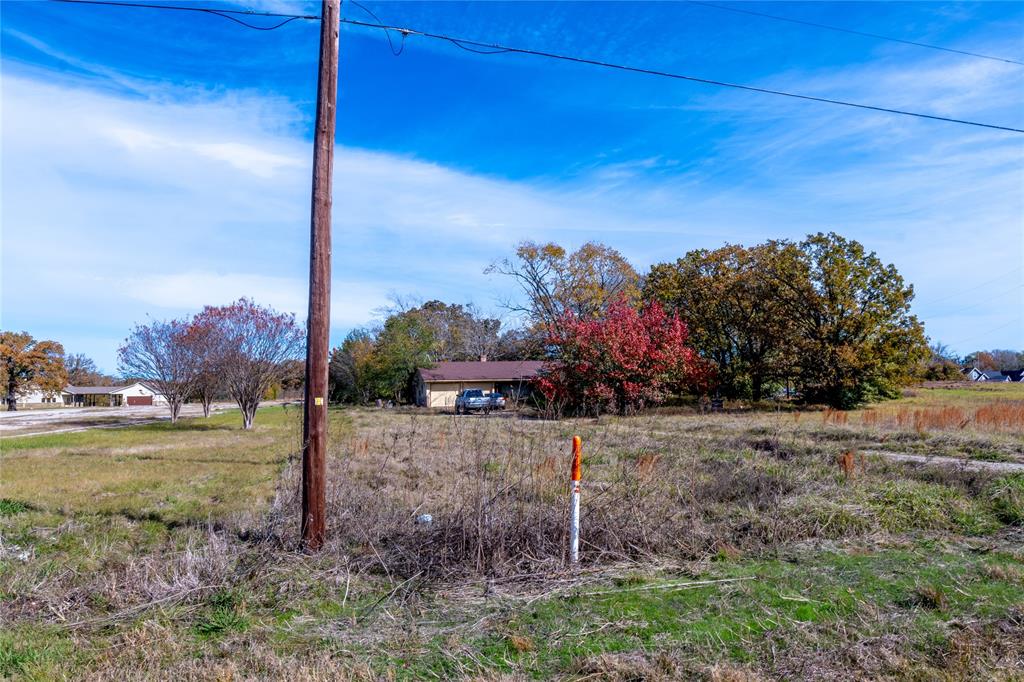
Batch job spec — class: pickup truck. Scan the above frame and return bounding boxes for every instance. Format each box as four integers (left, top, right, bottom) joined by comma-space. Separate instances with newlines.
455, 389, 506, 414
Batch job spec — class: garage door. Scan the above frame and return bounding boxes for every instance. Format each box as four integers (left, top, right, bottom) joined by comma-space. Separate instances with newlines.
127, 396, 153, 406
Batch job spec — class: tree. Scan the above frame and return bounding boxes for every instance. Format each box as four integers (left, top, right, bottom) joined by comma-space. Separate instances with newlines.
118, 319, 200, 423
0, 332, 66, 411
64, 353, 102, 385
488, 241, 640, 331
195, 299, 304, 429
645, 243, 793, 401
328, 329, 375, 404
769, 232, 928, 408
921, 342, 962, 381
963, 349, 1024, 371
364, 313, 435, 403
182, 317, 229, 418
536, 298, 712, 416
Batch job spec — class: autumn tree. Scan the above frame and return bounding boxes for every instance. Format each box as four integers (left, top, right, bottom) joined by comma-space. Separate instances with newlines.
536, 298, 711, 416
328, 329, 376, 404
364, 313, 435, 403
964, 349, 1024, 371
645, 243, 793, 401
0, 332, 66, 411
194, 299, 304, 429
488, 241, 640, 331
118, 319, 200, 423
769, 232, 928, 408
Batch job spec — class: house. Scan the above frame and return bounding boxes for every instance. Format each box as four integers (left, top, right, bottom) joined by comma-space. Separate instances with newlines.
963, 367, 987, 381
62, 382, 167, 407
1000, 369, 1024, 382
13, 385, 64, 406
964, 368, 1015, 382
415, 360, 546, 408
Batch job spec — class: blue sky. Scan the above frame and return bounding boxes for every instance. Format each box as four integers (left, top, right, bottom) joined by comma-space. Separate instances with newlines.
2, 1, 1022, 373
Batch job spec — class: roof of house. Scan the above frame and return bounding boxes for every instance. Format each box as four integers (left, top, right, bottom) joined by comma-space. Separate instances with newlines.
63, 385, 125, 395
982, 371, 1008, 381
418, 361, 546, 383
1001, 369, 1024, 381
63, 382, 158, 395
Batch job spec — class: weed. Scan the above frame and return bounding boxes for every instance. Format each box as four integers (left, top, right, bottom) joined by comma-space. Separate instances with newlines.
986, 475, 1024, 525
0, 499, 29, 517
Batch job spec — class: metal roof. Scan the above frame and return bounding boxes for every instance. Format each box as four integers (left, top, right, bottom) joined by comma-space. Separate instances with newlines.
418, 361, 546, 383
63, 385, 124, 395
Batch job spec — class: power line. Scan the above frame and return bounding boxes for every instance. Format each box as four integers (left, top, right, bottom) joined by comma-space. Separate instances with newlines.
347, 0, 406, 56
43, 0, 1024, 133
49, 0, 318, 30
340, 18, 1024, 134
915, 268, 1022, 308
685, 0, 1024, 67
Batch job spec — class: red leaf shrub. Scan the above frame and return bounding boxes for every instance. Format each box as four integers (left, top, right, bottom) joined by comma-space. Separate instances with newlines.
536, 298, 713, 416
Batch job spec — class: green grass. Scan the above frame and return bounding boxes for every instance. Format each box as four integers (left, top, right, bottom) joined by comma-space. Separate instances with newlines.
2, 403, 1022, 680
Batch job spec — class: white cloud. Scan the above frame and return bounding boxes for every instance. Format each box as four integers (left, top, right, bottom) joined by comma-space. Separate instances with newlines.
2, 44, 1022, 369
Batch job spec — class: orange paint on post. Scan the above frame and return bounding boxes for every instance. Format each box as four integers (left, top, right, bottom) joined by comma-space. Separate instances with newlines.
571, 435, 582, 481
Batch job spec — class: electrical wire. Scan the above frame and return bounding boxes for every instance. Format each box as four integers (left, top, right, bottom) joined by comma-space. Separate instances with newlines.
684, 1, 1024, 67
339, 17, 1024, 134
346, 0, 406, 56
49, 0, 318, 30
915, 268, 1022, 308
43, 0, 1024, 133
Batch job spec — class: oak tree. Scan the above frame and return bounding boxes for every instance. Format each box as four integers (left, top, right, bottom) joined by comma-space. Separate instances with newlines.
0, 331, 66, 411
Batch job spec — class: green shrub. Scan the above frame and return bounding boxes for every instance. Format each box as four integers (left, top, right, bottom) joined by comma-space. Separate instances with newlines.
865, 480, 996, 533
987, 475, 1024, 525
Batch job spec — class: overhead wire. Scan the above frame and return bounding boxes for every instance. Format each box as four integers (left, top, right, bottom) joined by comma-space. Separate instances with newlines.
43, 0, 1024, 133
338, 17, 1024, 134
49, 0, 318, 30
684, 0, 1024, 67
347, 0, 406, 56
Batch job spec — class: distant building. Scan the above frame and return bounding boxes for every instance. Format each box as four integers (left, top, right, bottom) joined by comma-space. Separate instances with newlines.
13, 385, 64, 406
415, 360, 545, 408
964, 368, 1021, 382
62, 382, 167, 407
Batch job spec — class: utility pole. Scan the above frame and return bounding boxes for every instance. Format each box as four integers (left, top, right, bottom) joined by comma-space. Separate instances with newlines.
301, 0, 340, 551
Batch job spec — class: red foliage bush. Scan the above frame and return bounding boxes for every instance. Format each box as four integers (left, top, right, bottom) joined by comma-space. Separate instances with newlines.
535, 298, 713, 415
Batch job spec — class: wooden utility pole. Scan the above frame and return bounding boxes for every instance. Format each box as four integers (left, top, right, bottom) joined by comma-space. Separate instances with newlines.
301, 0, 340, 551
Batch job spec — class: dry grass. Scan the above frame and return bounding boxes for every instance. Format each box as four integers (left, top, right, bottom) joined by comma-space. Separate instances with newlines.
2, 390, 1024, 680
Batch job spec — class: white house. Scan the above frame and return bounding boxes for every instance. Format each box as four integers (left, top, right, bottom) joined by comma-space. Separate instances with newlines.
14, 385, 64, 406
62, 382, 168, 407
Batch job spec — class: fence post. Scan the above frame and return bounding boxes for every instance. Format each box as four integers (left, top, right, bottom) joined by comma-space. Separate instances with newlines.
570, 435, 582, 564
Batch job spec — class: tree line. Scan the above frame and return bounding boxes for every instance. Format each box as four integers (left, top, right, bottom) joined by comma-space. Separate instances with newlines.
328, 300, 543, 404
118, 298, 304, 428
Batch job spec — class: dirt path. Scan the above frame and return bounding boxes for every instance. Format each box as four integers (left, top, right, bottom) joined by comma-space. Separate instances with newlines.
0, 403, 233, 438
862, 450, 1024, 473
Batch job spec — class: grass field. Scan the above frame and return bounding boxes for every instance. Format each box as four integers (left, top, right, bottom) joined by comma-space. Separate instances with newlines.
2, 385, 1023, 680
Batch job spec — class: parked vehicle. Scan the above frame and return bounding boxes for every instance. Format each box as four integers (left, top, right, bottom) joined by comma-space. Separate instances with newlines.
455, 389, 505, 414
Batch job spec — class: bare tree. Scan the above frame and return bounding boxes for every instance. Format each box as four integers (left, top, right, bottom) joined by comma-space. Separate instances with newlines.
117, 319, 200, 423
486, 241, 641, 332
195, 299, 304, 430
183, 317, 229, 418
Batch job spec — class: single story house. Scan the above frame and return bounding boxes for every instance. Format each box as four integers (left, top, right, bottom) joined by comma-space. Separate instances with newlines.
415, 360, 546, 408
62, 382, 167, 407
13, 385, 64, 406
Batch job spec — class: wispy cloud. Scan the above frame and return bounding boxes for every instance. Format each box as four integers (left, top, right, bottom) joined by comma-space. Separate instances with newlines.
3, 28, 1022, 370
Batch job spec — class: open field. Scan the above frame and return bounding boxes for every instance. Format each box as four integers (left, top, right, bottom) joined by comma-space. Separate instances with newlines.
0, 403, 236, 438
2, 385, 1023, 680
